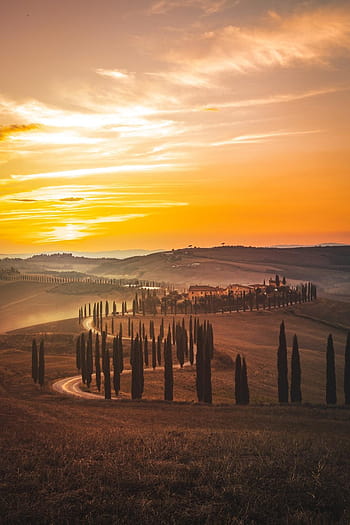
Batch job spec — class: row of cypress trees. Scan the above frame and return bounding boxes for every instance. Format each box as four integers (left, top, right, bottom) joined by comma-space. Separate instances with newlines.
74, 318, 214, 402
75, 329, 124, 400
31, 338, 45, 387
277, 321, 350, 404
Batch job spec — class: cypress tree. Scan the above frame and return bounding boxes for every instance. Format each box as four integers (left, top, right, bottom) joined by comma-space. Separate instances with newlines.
144, 335, 149, 367
235, 354, 242, 404
196, 324, 204, 402
326, 334, 337, 404
157, 335, 162, 366
345, 332, 350, 405
86, 330, 93, 389
176, 324, 185, 368
151, 337, 157, 369
95, 333, 101, 392
164, 329, 173, 401
113, 336, 123, 396
80, 333, 87, 384
131, 336, 143, 400
203, 327, 212, 403
38, 339, 45, 387
290, 334, 302, 403
103, 344, 111, 400
31, 339, 38, 383
189, 325, 194, 365
277, 321, 288, 403
241, 357, 249, 405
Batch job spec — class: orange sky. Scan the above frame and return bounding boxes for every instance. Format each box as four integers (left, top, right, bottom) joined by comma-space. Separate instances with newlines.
0, 0, 349, 253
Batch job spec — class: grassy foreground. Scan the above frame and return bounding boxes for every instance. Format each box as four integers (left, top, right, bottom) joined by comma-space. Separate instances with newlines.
1, 350, 350, 524
1, 300, 350, 524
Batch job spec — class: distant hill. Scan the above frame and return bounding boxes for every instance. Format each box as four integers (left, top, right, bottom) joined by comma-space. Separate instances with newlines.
1, 245, 350, 301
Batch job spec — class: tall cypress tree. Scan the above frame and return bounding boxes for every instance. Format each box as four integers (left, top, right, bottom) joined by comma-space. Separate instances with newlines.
103, 341, 111, 400
345, 332, 350, 405
196, 325, 204, 402
277, 321, 288, 403
189, 326, 194, 365
203, 326, 212, 403
176, 324, 185, 368
95, 333, 101, 392
131, 336, 143, 400
144, 335, 149, 367
31, 339, 38, 383
86, 330, 93, 389
235, 354, 242, 404
113, 335, 123, 396
151, 337, 157, 369
326, 334, 337, 405
164, 330, 173, 401
290, 334, 302, 403
157, 335, 162, 366
241, 357, 249, 405
160, 317, 164, 340
38, 339, 45, 387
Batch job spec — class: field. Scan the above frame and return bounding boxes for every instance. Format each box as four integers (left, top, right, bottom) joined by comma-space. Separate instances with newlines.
1, 296, 350, 523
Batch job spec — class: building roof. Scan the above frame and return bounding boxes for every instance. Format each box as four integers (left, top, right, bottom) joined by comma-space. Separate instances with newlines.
188, 285, 218, 291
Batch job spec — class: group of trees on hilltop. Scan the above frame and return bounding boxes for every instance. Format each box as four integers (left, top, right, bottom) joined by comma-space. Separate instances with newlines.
277, 321, 350, 405
31, 339, 45, 387
78, 281, 317, 325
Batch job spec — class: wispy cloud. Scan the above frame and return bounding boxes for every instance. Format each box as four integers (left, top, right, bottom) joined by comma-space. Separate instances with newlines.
150, 0, 227, 15
165, 6, 350, 75
0, 123, 41, 141
10, 163, 184, 181
212, 129, 322, 146
201, 87, 348, 111
35, 214, 147, 243
96, 68, 131, 80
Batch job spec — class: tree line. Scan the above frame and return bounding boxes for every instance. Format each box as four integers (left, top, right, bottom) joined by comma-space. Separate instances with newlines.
78, 281, 317, 323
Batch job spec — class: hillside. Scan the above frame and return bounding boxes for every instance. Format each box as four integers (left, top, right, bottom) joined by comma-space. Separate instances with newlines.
1, 245, 350, 301
1, 301, 350, 523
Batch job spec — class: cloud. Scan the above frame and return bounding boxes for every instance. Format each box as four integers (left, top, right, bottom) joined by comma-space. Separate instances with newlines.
201, 87, 348, 111
150, 0, 227, 15
165, 6, 350, 75
35, 214, 147, 243
0, 123, 41, 141
211, 129, 322, 146
96, 68, 131, 80
10, 163, 186, 181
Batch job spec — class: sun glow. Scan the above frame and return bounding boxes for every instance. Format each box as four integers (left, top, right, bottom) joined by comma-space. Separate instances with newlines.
0, 1, 349, 252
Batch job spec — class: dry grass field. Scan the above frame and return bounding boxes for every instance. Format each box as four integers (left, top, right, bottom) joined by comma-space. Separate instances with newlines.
1, 299, 350, 523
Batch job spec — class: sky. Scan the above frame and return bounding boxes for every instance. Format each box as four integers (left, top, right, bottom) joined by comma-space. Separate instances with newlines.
0, 0, 349, 253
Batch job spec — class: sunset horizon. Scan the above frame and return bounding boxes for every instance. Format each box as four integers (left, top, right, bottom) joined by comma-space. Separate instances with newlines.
1, 0, 349, 253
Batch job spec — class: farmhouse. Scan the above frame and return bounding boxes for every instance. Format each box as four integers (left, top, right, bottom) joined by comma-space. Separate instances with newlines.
226, 284, 255, 295
188, 285, 225, 300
